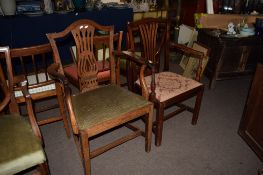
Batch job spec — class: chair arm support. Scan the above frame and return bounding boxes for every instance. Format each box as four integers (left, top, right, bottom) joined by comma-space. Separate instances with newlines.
120, 50, 151, 100
0, 91, 10, 112
47, 63, 69, 86
19, 80, 43, 143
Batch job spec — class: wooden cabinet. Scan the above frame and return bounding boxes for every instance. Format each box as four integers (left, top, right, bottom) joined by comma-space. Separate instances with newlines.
239, 64, 263, 161
197, 28, 263, 88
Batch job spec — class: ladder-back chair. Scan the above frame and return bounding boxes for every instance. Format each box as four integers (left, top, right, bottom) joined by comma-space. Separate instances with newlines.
3, 43, 70, 137
0, 46, 50, 175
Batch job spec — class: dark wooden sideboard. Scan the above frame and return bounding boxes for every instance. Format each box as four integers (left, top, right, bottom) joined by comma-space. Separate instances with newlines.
197, 29, 263, 89
239, 64, 263, 161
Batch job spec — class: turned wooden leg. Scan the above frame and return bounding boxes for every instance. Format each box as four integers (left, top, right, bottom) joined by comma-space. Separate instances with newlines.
192, 87, 204, 125
145, 104, 153, 152
155, 103, 164, 147
57, 83, 71, 138
80, 131, 91, 175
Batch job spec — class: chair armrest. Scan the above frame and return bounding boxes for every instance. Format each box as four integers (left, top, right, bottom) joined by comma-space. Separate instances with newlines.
47, 63, 69, 86
119, 50, 153, 100
170, 42, 204, 60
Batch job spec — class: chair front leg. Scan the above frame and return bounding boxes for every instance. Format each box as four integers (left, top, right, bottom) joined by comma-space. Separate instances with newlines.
192, 86, 204, 125
80, 131, 91, 175
155, 103, 165, 147
56, 84, 71, 138
145, 104, 153, 152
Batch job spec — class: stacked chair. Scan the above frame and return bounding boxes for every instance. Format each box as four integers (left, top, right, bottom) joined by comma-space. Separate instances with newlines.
0, 46, 49, 175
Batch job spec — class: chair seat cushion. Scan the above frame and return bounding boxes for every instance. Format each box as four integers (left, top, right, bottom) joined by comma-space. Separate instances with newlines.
136, 72, 203, 102
71, 85, 151, 130
0, 115, 46, 175
64, 64, 110, 83
14, 73, 56, 97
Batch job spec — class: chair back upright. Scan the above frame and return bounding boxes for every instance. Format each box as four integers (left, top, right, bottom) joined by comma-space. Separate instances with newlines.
127, 18, 170, 73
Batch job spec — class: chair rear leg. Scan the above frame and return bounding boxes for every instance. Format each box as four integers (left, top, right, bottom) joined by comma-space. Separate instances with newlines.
145, 105, 153, 152
56, 84, 71, 138
39, 161, 50, 175
192, 87, 204, 125
155, 103, 164, 147
80, 131, 91, 175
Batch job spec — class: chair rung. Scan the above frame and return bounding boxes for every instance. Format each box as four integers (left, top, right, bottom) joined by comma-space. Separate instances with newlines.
164, 107, 186, 121
37, 116, 63, 125
90, 130, 143, 159
125, 123, 145, 137
34, 104, 59, 113
176, 103, 194, 112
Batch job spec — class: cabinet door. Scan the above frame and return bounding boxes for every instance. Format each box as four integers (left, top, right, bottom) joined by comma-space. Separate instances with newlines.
239, 64, 263, 161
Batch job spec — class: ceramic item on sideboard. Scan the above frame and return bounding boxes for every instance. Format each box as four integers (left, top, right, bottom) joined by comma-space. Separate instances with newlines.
227, 22, 236, 35
0, 0, 16, 16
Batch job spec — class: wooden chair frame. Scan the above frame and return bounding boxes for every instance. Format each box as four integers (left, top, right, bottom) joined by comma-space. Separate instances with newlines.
47, 21, 153, 175
0, 46, 50, 175
123, 18, 205, 146
2, 44, 70, 137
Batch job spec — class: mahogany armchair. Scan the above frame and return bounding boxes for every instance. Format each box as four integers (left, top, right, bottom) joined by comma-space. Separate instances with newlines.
47, 19, 123, 92
2, 43, 70, 137
47, 22, 153, 175
123, 18, 205, 146
0, 46, 49, 175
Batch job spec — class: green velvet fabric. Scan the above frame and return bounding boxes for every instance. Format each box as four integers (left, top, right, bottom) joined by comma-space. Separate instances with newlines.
0, 115, 45, 175
72, 85, 150, 130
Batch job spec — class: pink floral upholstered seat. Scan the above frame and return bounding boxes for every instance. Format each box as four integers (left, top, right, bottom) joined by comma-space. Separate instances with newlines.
136, 72, 202, 102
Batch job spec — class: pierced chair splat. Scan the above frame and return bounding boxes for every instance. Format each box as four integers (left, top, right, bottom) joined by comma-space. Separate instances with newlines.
47, 21, 153, 175
47, 19, 123, 92
123, 18, 205, 146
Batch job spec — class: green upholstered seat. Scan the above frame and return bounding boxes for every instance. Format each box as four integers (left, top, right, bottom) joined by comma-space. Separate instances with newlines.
72, 85, 151, 130
0, 115, 46, 175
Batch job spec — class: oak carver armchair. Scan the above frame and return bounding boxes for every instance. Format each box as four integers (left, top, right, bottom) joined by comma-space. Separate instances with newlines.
47, 21, 153, 175
47, 19, 123, 92
0, 46, 49, 175
1, 43, 70, 137
122, 18, 205, 146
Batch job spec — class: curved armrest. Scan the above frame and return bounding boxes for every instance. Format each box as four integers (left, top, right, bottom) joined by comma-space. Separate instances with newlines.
47, 63, 69, 86
170, 42, 204, 60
